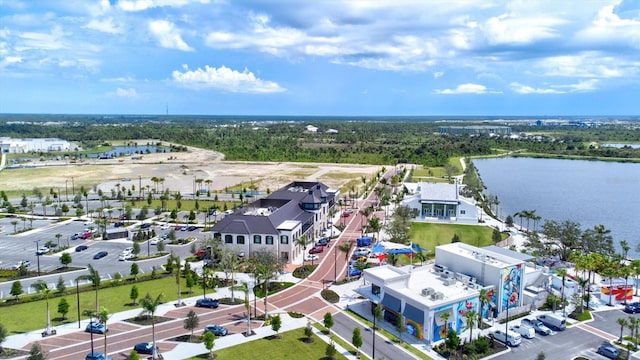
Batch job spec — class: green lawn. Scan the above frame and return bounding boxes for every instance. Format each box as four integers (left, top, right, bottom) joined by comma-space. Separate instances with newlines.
189, 328, 348, 360
0, 276, 185, 334
409, 222, 496, 252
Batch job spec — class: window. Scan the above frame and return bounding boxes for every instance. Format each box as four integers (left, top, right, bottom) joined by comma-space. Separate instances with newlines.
224, 235, 233, 244
237, 235, 245, 245
460, 210, 466, 215
253, 235, 262, 244
266, 236, 274, 245
280, 235, 289, 244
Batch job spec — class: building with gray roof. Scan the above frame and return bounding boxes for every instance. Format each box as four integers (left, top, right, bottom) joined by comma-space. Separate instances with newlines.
211, 181, 338, 263
401, 182, 478, 224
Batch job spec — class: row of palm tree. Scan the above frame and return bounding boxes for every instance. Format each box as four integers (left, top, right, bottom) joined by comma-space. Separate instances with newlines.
513, 209, 541, 232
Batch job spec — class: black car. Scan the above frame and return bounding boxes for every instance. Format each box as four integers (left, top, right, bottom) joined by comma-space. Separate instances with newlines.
140, 223, 151, 229
75, 245, 88, 252
93, 251, 108, 259
624, 302, 640, 313
114, 221, 124, 227
186, 226, 197, 231
195, 298, 219, 308
133, 342, 158, 355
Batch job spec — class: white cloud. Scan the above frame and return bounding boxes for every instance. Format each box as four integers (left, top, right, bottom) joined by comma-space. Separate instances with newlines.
434, 83, 500, 95
510, 82, 564, 94
117, 0, 210, 12
433, 71, 444, 78
17, 25, 68, 51
480, 13, 566, 45
172, 64, 286, 93
112, 87, 138, 98
148, 20, 193, 51
85, 18, 123, 34
537, 54, 625, 78
556, 79, 599, 92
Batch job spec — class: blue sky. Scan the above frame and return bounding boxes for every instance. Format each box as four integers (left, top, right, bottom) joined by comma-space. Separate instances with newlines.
1, 0, 639, 116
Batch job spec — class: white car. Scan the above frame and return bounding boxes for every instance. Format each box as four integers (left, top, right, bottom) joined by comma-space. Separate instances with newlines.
511, 324, 535, 339
118, 253, 134, 261
149, 237, 160, 245
122, 247, 134, 255
304, 254, 320, 261
160, 224, 170, 230
12, 260, 31, 269
36, 246, 51, 255
84, 220, 95, 226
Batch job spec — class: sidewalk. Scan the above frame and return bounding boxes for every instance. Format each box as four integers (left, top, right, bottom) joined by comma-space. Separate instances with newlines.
2, 269, 360, 360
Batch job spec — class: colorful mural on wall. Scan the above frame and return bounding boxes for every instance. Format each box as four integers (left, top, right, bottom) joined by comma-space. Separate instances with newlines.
406, 318, 424, 340
456, 298, 479, 333
480, 287, 497, 319
601, 285, 633, 303
502, 264, 523, 311
432, 305, 455, 342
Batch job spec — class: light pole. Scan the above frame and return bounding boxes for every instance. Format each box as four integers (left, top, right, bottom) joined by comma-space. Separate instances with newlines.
76, 278, 81, 329
334, 244, 337, 283
65, 179, 69, 201
372, 301, 378, 360
35, 240, 41, 276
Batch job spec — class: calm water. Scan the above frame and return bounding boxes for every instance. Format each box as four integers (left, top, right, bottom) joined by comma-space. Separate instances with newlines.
473, 157, 640, 255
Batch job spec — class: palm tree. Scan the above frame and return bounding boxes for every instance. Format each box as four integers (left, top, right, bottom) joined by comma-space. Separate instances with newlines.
257, 264, 276, 319
220, 250, 240, 301
601, 264, 619, 306
465, 310, 478, 343
617, 317, 628, 342
98, 307, 109, 355
171, 255, 184, 306
367, 218, 382, 242
295, 235, 309, 256
556, 268, 568, 316
478, 288, 490, 325
232, 281, 252, 336
631, 260, 640, 297
87, 265, 101, 314
338, 242, 353, 281
620, 240, 630, 261
140, 293, 164, 360
440, 311, 450, 336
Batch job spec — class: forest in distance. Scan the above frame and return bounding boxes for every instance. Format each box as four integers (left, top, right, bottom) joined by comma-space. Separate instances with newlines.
1, 114, 639, 167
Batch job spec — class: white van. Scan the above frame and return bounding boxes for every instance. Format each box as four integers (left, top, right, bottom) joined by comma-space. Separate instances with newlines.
536, 313, 566, 331
491, 329, 522, 347
511, 324, 535, 339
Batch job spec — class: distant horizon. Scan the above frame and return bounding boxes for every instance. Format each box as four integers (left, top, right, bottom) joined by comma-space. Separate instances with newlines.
2, 113, 639, 119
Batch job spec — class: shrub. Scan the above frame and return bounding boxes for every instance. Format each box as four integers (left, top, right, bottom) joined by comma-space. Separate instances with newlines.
474, 336, 489, 353
320, 289, 339, 303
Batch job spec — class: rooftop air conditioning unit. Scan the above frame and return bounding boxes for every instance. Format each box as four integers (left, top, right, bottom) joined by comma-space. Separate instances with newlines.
421, 288, 435, 297
431, 292, 444, 300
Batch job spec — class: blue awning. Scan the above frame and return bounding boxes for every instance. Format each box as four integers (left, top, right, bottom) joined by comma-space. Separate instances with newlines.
403, 303, 425, 324
381, 293, 401, 312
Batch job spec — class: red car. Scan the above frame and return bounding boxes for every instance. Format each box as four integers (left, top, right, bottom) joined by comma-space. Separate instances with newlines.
309, 246, 324, 254
341, 212, 351, 217
194, 249, 207, 258
80, 232, 92, 239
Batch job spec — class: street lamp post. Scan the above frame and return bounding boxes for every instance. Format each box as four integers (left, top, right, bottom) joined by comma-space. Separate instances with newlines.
76, 279, 81, 328
334, 244, 337, 283
35, 240, 41, 276
372, 301, 378, 360
65, 179, 69, 201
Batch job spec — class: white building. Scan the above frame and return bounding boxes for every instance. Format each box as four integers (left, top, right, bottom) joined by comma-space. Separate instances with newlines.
0, 137, 71, 153
401, 182, 478, 224
356, 242, 545, 345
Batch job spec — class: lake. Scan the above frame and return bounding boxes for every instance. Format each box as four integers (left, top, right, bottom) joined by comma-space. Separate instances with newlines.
473, 157, 640, 255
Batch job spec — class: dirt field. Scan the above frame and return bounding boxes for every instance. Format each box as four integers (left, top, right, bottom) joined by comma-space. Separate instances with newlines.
0, 145, 383, 196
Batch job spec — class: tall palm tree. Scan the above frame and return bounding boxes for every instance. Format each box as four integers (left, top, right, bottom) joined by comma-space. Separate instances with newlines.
478, 288, 490, 325
440, 311, 450, 337
631, 259, 640, 297
140, 293, 164, 360
620, 240, 630, 262
98, 307, 109, 355
556, 269, 568, 316
465, 310, 478, 343
338, 242, 353, 281
220, 250, 240, 301
87, 265, 101, 314
257, 264, 275, 319
171, 255, 184, 306
232, 281, 252, 336
367, 218, 382, 242
617, 317, 628, 342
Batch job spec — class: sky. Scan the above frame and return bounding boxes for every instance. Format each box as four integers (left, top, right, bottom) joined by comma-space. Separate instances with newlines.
0, 0, 639, 116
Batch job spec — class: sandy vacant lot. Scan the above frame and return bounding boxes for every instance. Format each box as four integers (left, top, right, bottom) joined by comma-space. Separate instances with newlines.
0, 145, 384, 196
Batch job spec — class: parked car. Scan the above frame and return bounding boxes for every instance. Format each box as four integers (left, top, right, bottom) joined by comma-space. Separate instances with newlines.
174, 225, 182, 231
309, 246, 324, 254
204, 324, 228, 336
133, 342, 158, 355
149, 237, 160, 245
113, 221, 124, 227
194, 249, 207, 258
536, 313, 566, 331
85, 321, 108, 334
160, 224, 170, 230
84, 220, 95, 226
93, 251, 108, 260
122, 247, 134, 254
316, 237, 331, 246
511, 324, 535, 339
12, 260, 31, 269
348, 267, 362, 277
118, 253, 134, 261
521, 318, 552, 335
353, 247, 371, 257
85, 352, 113, 360
36, 246, 51, 255
596, 343, 619, 359
491, 329, 521, 347
140, 223, 152, 229
75, 245, 88, 252
80, 232, 92, 239
624, 302, 640, 314
195, 298, 219, 308
341, 211, 351, 217
304, 254, 319, 261
71, 233, 80, 240
186, 225, 197, 231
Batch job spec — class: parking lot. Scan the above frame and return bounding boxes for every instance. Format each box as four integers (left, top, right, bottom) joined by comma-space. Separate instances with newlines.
490, 308, 639, 360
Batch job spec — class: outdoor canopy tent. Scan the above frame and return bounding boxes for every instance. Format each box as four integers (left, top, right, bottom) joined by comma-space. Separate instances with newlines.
371, 241, 427, 255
